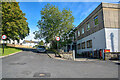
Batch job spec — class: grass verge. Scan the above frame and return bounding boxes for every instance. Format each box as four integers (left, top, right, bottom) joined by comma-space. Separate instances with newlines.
0, 46, 22, 56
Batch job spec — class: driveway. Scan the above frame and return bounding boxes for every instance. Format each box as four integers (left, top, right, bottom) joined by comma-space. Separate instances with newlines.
1, 49, 118, 78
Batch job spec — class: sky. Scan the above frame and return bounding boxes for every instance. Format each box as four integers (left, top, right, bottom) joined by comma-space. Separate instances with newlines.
18, 2, 118, 41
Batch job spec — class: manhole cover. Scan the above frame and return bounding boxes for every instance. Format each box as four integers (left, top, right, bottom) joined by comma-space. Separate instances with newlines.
9, 63, 26, 65
33, 73, 51, 78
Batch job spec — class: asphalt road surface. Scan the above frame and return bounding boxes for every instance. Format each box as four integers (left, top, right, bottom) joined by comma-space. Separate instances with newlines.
1, 49, 118, 78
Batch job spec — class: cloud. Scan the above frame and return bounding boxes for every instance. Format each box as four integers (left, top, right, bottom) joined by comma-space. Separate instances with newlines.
38, 0, 43, 2
24, 30, 38, 41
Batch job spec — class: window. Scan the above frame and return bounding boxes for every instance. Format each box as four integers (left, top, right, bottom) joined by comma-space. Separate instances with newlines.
82, 42, 85, 49
82, 28, 84, 34
87, 40, 92, 48
94, 16, 98, 25
77, 43, 81, 49
87, 23, 90, 31
78, 30, 80, 36
73, 36, 74, 41
75, 32, 77, 38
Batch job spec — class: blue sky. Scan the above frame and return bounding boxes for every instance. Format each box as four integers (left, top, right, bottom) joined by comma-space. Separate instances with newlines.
18, 2, 117, 41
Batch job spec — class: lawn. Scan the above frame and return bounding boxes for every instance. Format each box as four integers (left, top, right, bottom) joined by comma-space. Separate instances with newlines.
0, 46, 22, 56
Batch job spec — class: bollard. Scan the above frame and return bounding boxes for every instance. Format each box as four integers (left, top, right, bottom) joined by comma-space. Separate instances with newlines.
73, 50, 75, 61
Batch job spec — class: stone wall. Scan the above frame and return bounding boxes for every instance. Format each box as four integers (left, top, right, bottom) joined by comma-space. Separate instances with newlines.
59, 50, 74, 60
105, 53, 120, 60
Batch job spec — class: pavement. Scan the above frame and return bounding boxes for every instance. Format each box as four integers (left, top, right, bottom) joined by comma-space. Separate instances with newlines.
1, 49, 119, 78
47, 52, 111, 62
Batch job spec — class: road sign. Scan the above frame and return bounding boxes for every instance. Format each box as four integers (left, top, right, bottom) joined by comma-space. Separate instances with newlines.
56, 36, 60, 41
1, 35, 7, 54
1, 35, 7, 40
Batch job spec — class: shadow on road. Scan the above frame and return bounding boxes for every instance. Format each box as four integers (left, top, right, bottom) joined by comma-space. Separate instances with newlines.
115, 63, 120, 65
16, 47, 51, 55
16, 47, 35, 51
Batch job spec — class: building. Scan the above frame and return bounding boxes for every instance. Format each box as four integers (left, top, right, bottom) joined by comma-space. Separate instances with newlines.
75, 3, 120, 54
0, 39, 38, 47
22, 40, 38, 47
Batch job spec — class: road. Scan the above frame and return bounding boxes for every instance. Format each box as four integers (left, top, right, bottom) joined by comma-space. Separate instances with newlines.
1, 49, 118, 78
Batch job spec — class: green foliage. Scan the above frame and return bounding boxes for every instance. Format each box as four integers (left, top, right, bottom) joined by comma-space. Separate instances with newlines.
34, 3, 75, 49
38, 40, 44, 46
2, 2, 29, 41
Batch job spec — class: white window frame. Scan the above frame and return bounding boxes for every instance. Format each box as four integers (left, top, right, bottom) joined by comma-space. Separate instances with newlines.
87, 23, 90, 31
75, 32, 77, 38
78, 30, 80, 36
93, 15, 99, 26
82, 28, 84, 34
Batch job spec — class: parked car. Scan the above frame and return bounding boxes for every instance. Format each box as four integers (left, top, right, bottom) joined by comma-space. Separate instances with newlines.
36, 46, 46, 53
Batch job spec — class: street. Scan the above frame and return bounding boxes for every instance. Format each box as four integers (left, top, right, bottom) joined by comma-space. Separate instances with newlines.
1, 50, 118, 78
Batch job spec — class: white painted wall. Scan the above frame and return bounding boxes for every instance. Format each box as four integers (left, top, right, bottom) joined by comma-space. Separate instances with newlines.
0, 39, 38, 47
22, 43, 38, 47
77, 28, 106, 54
1, 39, 19, 44
105, 28, 120, 52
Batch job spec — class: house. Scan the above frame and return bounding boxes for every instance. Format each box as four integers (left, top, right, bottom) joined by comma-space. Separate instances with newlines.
74, 3, 120, 54
22, 40, 38, 47
0, 39, 38, 48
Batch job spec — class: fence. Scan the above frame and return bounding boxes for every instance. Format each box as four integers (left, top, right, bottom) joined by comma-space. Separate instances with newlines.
78, 50, 120, 60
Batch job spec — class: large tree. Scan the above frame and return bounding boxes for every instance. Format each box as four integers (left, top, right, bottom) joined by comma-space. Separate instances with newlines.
34, 4, 74, 49
2, 2, 29, 42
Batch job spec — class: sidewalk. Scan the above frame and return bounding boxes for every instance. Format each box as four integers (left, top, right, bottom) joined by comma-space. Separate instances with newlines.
47, 52, 101, 61
47, 52, 67, 60
75, 58, 100, 61
47, 53, 120, 64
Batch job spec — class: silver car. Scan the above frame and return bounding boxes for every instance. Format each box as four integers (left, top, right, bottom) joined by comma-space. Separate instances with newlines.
36, 46, 46, 53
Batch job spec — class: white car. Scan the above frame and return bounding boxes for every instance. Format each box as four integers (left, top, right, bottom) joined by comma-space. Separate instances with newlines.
36, 46, 46, 53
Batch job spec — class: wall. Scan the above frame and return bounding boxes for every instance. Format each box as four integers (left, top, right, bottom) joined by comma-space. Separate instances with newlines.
105, 28, 120, 52
75, 3, 104, 42
77, 28, 106, 54
22, 43, 38, 47
103, 3, 120, 52
59, 50, 74, 60
103, 4, 120, 28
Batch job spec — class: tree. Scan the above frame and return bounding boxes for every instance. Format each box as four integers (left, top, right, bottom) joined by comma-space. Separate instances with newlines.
59, 28, 77, 48
34, 4, 74, 49
2, 2, 29, 42
38, 40, 44, 46
0, 2, 2, 36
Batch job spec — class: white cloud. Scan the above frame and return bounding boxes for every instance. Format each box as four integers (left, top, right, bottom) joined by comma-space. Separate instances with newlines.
38, 0, 43, 2
24, 30, 38, 41
24, 30, 45, 42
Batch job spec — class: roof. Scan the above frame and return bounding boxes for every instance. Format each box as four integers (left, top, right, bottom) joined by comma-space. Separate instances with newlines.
23, 40, 38, 43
